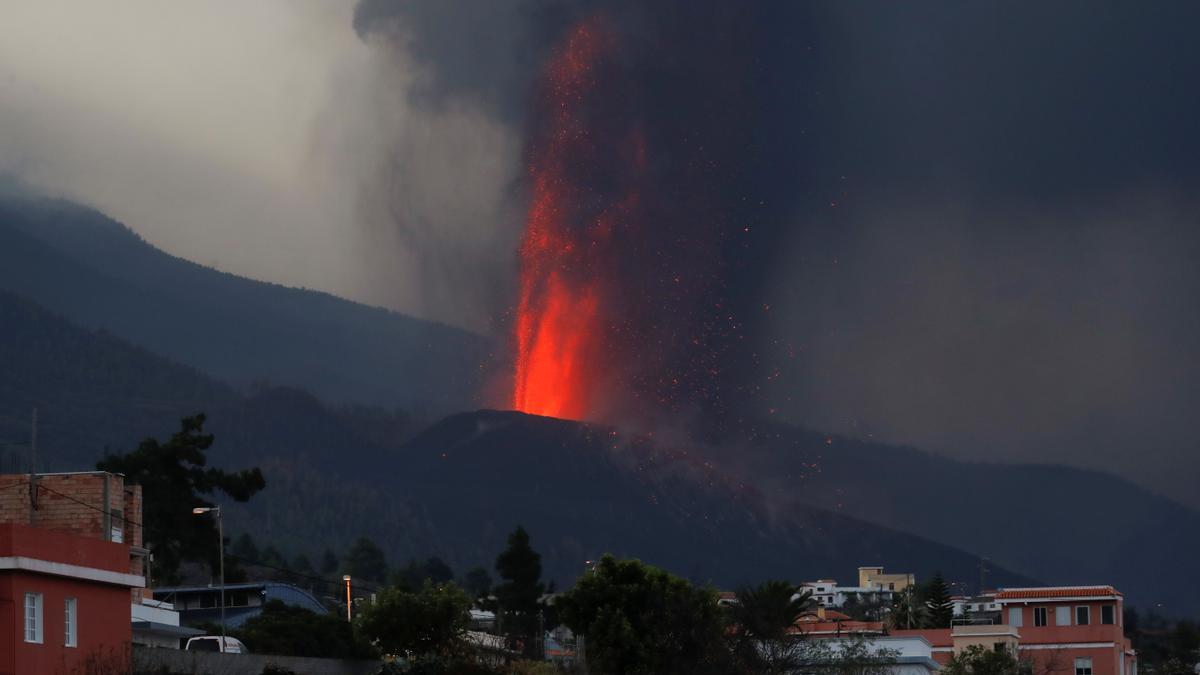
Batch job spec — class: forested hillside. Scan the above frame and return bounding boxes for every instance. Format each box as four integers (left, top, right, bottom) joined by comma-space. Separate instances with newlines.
0, 194, 488, 412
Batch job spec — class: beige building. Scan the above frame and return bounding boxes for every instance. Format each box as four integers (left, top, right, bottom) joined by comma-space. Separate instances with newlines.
858, 566, 915, 592
950, 624, 1021, 655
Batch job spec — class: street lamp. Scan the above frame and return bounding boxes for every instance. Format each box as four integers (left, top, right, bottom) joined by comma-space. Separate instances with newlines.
192, 506, 225, 651
343, 575, 352, 622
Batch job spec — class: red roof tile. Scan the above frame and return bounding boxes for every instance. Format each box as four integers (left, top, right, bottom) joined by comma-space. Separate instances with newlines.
995, 586, 1120, 599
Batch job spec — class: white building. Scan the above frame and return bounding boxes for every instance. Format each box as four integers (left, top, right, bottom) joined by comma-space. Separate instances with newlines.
820, 636, 941, 675
131, 597, 200, 648
802, 579, 897, 609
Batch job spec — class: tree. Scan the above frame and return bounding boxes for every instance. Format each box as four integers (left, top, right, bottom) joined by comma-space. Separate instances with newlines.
344, 536, 389, 583
941, 644, 1021, 675
557, 555, 731, 675
799, 634, 901, 675
494, 526, 545, 657
889, 586, 929, 630
462, 567, 493, 599
424, 557, 455, 585
355, 581, 471, 662
235, 600, 375, 659
260, 545, 289, 569
729, 581, 815, 674
923, 573, 955, 628
393, 557, 456, 590
231, 533, 260, 562
96, 414, 265, 582
320, 548, 339, 575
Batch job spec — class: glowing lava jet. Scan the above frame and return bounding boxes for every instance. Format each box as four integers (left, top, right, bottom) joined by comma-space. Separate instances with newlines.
511, 20, 627, 420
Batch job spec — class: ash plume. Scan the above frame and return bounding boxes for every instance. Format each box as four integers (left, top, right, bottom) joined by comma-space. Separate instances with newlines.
355, 1, 1200, 509
356, 1, 818, 426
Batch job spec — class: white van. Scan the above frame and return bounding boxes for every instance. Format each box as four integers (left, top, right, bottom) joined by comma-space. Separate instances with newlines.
185, 635, 248, 654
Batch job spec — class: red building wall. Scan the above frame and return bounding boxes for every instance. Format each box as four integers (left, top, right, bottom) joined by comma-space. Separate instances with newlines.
0, 523, 136, 675
894, 592, 1136, 675
0, 572, 131, 675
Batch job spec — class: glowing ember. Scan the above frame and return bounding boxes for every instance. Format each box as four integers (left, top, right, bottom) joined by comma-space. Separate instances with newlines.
512, 20, 614, 419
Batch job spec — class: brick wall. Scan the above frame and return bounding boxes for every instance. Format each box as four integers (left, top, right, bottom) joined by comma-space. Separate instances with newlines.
0, 474, 36, 525
0, 472, 147, 592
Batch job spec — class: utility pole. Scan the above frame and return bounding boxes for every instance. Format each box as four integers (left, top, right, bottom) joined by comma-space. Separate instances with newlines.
28, 408, 38, 525
192, 507, 225, 649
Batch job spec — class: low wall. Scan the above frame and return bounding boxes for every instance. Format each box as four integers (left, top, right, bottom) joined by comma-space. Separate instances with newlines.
133, 645, 381, 675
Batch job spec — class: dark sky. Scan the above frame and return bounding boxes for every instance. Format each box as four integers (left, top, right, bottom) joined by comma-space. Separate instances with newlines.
763, 2, 1200, 507
353, 0, 1200, 507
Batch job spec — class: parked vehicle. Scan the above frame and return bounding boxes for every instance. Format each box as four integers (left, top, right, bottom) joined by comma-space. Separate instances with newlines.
184, 635, 248, 653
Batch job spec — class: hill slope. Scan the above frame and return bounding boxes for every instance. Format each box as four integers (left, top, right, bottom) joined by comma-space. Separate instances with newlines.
3, 257, 1198, 613
0, 290, 238, 471
225, 409, 1039, 592
0, 292, 1031, 592
0, 194, 487, 412
695, 420, 1200, 613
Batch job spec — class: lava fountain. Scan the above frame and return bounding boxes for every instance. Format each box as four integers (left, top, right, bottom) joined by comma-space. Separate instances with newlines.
512, 19, 628, 420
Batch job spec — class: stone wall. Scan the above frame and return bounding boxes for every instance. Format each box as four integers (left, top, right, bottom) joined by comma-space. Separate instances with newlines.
133, 646, 382, 675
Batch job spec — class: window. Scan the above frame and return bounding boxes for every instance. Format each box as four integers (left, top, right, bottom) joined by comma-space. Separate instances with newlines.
1034, 607, 1048, 626
1076, 606, 1091, 626
65, 598, 77, 647
1075, 657, 1093, 675
1102, 605, 1115, 625
1056, 606, 1072, 626
24, 592, 43, 643
109, 508, 124, 543
995, 642, 1007, 653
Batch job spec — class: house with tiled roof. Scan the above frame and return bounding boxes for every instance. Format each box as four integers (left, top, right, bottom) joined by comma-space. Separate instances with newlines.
894, 585, 1135, 675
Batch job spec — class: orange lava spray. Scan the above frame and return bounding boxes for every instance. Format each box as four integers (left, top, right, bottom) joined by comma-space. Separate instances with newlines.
512, 19, 616, 420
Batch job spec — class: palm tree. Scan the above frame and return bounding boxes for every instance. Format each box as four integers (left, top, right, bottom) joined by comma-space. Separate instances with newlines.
730, 581, 816, 674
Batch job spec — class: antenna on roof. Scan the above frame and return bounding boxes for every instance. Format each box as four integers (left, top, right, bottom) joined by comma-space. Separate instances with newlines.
28, 408, 38, 525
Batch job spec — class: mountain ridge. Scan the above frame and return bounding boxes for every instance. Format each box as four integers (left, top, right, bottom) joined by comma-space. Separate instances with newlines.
0, 193, 488, 413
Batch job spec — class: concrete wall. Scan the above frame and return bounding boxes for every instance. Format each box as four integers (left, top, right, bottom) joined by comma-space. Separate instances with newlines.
133, 646, 381, 675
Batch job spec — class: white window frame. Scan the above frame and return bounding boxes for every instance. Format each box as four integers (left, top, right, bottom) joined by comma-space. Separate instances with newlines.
1075, 657, 1094, 675
1076, 605, 1091, 626
1055, 605, 1072, 626
1009, 607, 1023, 627
65, 597, 77, 647
1033, 607, 1048, 626
24, 592, 43, 644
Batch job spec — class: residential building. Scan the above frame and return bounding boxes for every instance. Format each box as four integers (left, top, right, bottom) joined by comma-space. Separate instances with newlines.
804, 579, 840, 607
952, 593, 1002, 624
0, 522, 144, 673
1, 470, 196, 659
153, 581, 330, 628
860, 566, 916, 593
801, 567, 916, 611
894, 585, 1136, 675
996, 586, 1135, 675
132, 597, 202, 648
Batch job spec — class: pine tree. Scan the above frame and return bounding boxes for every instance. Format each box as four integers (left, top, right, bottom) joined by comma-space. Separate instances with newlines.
923, 572, 955, 628
494, 526, 545, 657
344, 537, 389, 583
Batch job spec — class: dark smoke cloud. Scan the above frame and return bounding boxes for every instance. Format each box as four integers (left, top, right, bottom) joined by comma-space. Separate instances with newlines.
762, 2, 1200, 508
356, 1, 830, 421
355, 1, 1200, 506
